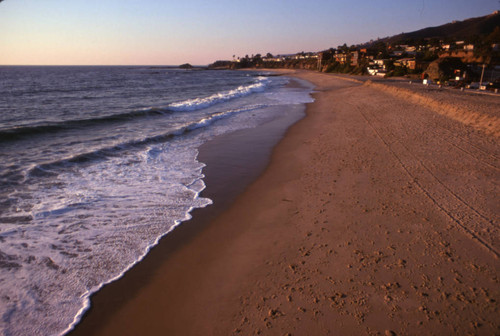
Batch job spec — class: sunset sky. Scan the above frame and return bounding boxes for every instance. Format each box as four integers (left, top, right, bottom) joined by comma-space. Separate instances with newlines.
0, 0, 498, 65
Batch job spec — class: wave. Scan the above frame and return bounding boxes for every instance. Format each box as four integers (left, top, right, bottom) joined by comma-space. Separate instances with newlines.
0, 78, 269, 143
0, 109, 170, 142
167, 77, 268, 111
26, 105, 264, 179
7, 86, 107, 98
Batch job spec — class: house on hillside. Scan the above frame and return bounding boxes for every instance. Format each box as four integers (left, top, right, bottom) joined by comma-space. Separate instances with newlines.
335, 52, 349, 64
391, 50, 404, 57
350, 51, 359, 66
278, 54, 295, 61
394, 58, 419, 70
372, 59, 386, 68
293, 52, 318, 60
262, 56, 283, 62
367, 59, 388, 76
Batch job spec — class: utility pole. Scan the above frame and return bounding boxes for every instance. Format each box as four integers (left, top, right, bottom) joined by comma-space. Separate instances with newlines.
479, 64, 486, 89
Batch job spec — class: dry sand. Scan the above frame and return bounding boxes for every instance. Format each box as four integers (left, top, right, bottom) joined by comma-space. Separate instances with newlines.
71, 70, 499, 336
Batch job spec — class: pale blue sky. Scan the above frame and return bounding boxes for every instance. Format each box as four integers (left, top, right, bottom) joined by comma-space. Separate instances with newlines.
0, 0, 498, 65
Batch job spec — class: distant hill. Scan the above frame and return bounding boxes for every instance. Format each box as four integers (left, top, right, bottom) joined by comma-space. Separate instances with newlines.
380, 11, 500, 43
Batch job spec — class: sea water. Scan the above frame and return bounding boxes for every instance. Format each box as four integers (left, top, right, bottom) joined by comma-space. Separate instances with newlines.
0, 66, 313, 335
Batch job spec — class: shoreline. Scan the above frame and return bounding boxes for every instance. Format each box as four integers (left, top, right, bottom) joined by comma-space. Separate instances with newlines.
70, 70, 499, 335
67, 76, 311, 335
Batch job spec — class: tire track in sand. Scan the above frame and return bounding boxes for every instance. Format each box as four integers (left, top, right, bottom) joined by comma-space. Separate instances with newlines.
353, 103, 499, 258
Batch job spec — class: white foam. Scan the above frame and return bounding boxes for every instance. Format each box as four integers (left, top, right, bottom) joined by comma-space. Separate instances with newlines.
167, 77, 268, 112
0, 137, 213, 336
61, 174, 213, 336
185, 105, 264, 132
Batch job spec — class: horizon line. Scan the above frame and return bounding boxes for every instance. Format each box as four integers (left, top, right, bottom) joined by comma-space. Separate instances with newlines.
0, 64, 211, 67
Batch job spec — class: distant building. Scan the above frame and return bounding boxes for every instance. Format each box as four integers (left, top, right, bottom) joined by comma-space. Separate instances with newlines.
367, 59, 388, 75
293, 52, 318, 60
395, 58, 418, 70
372, 59, 386, 69
262, 57, 283, 62
391, 50, 404, 57
350, 51, 359, 66
335, 52, 348, 64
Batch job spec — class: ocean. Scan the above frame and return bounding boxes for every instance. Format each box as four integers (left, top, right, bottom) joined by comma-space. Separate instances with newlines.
0, 66, 314, 335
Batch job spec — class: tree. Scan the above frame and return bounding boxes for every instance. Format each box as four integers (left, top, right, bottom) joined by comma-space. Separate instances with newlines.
429, 38, 441, 47
420, 49, 438, 62
487, 26, 500, 43
369, 41, 388, 58
438, 57, 467, 81
384, 60, 395, 71
338, 43, 349, 53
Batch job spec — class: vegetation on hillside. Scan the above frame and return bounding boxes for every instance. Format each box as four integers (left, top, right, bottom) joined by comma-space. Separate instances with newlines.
208, 11, 500, 86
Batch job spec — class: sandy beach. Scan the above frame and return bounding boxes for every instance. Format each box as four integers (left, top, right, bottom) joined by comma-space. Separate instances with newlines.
70, 70, 499, 336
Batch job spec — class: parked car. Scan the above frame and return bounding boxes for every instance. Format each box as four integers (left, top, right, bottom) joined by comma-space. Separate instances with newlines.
479, 83, 490, 90
486, 81, 500, 92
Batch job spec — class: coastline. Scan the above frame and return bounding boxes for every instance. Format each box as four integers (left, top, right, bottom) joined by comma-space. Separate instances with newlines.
67, 76, 311, 335
70, 70, 499, 335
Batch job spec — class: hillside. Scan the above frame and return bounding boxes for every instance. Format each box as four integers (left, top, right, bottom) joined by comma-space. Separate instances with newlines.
384, 11, 500, 43
210, 11, 500, 76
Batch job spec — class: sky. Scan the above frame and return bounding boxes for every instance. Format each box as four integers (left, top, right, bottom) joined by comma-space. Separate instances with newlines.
0, 0, 498, 65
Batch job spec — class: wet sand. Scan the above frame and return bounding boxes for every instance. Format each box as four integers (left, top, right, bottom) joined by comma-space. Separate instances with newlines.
70, 70, 499, 336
